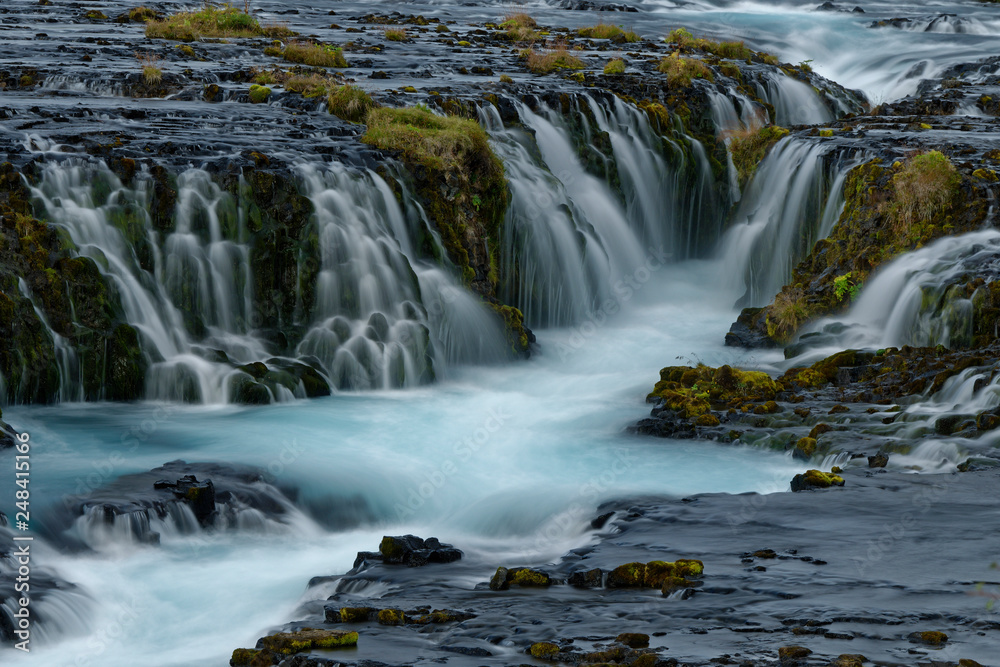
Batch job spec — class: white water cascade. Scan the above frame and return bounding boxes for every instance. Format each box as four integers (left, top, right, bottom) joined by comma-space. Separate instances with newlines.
295, 163, 509, 390
718, 137, 865, 308
482, 95, 721, 327
785, 230, 1000, 364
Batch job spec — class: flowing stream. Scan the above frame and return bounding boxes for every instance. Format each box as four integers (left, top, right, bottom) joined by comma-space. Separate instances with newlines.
2, 0, 998, 663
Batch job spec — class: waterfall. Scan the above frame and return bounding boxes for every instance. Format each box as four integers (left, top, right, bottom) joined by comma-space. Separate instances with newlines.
785, 230, 1000, 363
15, 278, 82, 402
28, 159, 510, 402
718, 137, 865, 308
294, 163, 509, 390
481, 94, 721, 327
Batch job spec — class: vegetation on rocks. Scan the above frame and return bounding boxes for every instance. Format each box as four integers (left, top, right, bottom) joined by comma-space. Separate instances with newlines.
743, 151, 987, 344
326, 84, 377, 123
725, 124, 790, 186
603, 58, 626, 75
268, 41, 349, 68
657, 52, 714, 87
145, 3, 292, 41
523, 47, 585, 74
648, 364, 777, 417
577, 23, 640, 43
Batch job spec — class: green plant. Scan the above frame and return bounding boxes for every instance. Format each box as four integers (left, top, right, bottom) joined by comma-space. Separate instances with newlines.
833, 272, 861, 302
145, 3, 292, 41
279, 41, 349, 68
471, 194, 483, 210
724, 122, 789, 185
578, 23, 639, 43
603, 58, 626, 75
657, 52, 714, 87
665, 27, 751, 59
326, 84, 376, 123
135, 52, 163, 85
523, 46, 585, 74
384, 27, 407, 41
248, 84, 271, 103
501, 12, 540, 42
886, 150, 961, 236
799, 59, 813, 73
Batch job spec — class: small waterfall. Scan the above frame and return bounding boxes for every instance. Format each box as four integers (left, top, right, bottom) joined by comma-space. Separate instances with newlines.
295, 162, 508, 389
786, 230, 1000, 360
15, 278, 83, 402
758, 72, 837, 126
719, 137, 864, 307
481, 94, 719, 327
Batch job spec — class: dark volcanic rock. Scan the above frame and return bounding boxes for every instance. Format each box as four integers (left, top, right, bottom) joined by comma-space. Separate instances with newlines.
375, 534, 463, 567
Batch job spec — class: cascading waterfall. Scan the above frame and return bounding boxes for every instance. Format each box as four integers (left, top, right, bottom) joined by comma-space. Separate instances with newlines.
481, 94, 722, 327
785, 229, 1000, 362
294, 162, 509, 390
15, 278, 82, 402
718, 137, 865, 307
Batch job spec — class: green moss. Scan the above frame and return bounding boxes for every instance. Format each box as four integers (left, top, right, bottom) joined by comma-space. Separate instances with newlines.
607, 562, 646, 588
603, 58, 626, 75
727, 125, 788, 186
794, 437, 817, 458
377, 608, 405, 625
791, 469, 845, 491
649, 364, 777, 417
530, 642, 560, 658
339, 607, 373, 622
657, 52, 714, 87
511, 568, 551, 586
84, 10, 108, 20
258, 629, 358, 654
145, 4, 292, 41
249, 84, 271, 104
695, 413, 720, 426
230, 648, 260, 666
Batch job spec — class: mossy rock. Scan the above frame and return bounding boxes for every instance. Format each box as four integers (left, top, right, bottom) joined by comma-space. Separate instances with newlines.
377, 608, 405, 625
790, 469, 844, 492
615, 633, 649, 648
908, 630, 948, 645
607, 561, 646, 588
648, 364, 777, 417
339, 607, 375, 623
793, 437, 817, 459
258, 629, 358, 654
510, 567, 551, 587
529, 642, 560, 658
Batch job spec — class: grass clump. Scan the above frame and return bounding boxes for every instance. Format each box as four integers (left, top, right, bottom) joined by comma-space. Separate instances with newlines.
523, 46, 585, 74
275, 41, 349, 68
603, 58, 626, 75
284, 73, 337, 98
501, 12, 540, 42
327, 85, 377, 123
725, 124, 790, 185
657, 52, 714, 87
768, 287, 809, 340
884, 151, 961, 236
384, 27, 407, 41
127, 6, 158, 22
145, 3, 292, 41
578, 23, 640, 43
666, 27, 751, 60
135, 52, 163, 85
362, 106, 495, 173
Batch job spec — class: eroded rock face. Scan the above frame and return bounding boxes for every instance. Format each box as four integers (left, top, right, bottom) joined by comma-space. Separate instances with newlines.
46, 460, 302, 550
